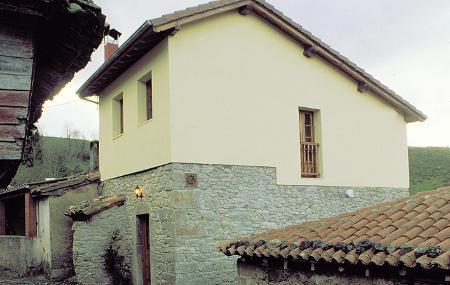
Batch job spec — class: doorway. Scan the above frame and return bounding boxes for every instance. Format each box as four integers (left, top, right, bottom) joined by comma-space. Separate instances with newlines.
137, 214, 151, 285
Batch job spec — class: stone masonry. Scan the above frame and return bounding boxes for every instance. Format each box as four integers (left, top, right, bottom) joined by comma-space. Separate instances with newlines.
73, 205, 130, 285
236, 261, 442, 285
72, 163, 407, 285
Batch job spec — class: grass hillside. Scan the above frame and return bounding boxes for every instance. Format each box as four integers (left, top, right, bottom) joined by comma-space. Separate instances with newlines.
11, 137, 450, 194
408, 146, 450, 195
11, 136, 90, 186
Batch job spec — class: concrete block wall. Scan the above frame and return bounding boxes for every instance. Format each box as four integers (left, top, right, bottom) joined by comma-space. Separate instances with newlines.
72, 163, 407, 284
0, 236, 41, 275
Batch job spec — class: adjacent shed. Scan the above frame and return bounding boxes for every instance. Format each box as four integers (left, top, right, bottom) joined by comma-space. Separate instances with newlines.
0, 172, 100, 280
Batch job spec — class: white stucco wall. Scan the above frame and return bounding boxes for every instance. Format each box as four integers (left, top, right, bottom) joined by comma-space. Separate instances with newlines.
98, 10, 409, 188
168, 11, 409, 187
98, 39, 172, 181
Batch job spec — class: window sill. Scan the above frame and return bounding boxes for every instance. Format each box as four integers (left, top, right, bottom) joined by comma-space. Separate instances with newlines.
113, 133, 124, 140
301, 174, 320, 178
138, 118, 153, 127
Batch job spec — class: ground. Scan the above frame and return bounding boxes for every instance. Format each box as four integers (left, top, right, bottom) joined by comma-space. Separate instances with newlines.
0, 269, 78, 285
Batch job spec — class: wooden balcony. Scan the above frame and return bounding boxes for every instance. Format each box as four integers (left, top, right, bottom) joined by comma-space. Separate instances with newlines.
301, 142, 319, 177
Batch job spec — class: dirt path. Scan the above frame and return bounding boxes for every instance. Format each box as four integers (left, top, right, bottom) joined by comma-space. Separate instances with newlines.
0, 270, 77, 285
0, 274, 49, 285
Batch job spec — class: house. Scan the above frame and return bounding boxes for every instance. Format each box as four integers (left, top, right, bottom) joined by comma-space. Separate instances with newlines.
0, 171, 100, 280
219, 186, 450, 284
0, 0, 106, 188
74, 0, 426, 284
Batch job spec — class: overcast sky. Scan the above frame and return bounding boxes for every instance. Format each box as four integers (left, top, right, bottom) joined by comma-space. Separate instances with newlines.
36, 0, 450, 147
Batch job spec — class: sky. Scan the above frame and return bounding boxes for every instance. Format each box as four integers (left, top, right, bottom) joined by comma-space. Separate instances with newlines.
36, 0, 450, 147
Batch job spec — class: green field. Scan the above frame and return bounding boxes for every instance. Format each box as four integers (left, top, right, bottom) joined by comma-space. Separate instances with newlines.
11, 137, 450, 194
11, 136, 90, 186
408, 146, 450, 195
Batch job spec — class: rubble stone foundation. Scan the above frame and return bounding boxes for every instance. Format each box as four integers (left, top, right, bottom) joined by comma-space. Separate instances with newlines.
72, 163, 407, 285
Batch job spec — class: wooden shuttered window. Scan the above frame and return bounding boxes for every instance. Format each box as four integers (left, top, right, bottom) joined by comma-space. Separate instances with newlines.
299, 110, 319, 177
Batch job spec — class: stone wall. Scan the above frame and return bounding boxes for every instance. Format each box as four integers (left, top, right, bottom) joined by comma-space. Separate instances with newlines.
73, 163, 407, 285
49, 184, 98, 281
236, 260, 446, 285
72, 205, 130, 285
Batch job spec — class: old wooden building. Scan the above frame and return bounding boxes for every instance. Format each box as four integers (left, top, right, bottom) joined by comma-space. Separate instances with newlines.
0, 0, 106, 187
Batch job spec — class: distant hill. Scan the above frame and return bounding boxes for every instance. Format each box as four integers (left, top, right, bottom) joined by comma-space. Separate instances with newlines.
409, 146, 450, 195
11, 136, 90, 186
11, 137, 450, 194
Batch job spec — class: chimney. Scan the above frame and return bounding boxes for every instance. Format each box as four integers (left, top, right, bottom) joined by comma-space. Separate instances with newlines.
89, 140, 99, 172
104, 42, 118, 61
104, 28, 122, 61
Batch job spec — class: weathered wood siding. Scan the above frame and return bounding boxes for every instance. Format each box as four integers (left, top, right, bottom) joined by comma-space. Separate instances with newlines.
0, 25, 33, 183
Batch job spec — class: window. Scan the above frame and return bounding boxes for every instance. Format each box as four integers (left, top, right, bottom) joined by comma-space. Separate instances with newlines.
137, 72, 153, 124
113, 94, 124, 137
0, 193, 37, 237
299, 110, 320, 177
145, 79, 153, 120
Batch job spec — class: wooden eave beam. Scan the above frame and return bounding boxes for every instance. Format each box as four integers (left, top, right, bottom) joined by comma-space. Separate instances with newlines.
239, 5, 252, 16
303, 46, 318, 58
169, 26, 180, 36
357, 82, 370, 93
0, 3, 43, 17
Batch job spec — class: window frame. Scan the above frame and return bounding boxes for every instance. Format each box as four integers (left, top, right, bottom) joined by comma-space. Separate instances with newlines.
145, 79, 153, 121
112, 93, 124, 138
299, 109, 321, 178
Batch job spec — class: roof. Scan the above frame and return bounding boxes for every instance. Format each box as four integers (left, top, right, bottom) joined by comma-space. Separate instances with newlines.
219, 187, 450, 272
0, 0, 106, 188
0, 172, 100, 199
65, 195, 125, 221
8, 0, 106, 124
77, 0, 426, 123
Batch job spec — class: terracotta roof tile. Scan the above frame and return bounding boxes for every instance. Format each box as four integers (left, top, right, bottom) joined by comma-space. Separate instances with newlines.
65, 195, 125, 221
220, 186, 450, 271
1, 172, 100, 199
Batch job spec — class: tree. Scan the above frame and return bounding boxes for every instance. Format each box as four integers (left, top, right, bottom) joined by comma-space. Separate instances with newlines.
22, 127, 43, 167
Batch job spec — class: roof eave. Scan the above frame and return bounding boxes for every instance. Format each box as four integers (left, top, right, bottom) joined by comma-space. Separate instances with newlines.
77, 20, 154, 97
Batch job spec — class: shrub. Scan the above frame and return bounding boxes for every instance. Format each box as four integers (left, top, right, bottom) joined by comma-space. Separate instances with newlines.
104, 230, 131, 285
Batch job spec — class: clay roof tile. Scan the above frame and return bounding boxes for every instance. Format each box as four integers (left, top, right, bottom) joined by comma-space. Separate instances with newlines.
222, 187, 449, 273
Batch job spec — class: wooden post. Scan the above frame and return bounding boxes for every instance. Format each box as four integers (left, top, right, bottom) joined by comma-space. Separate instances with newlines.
24, 193, 37, 237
